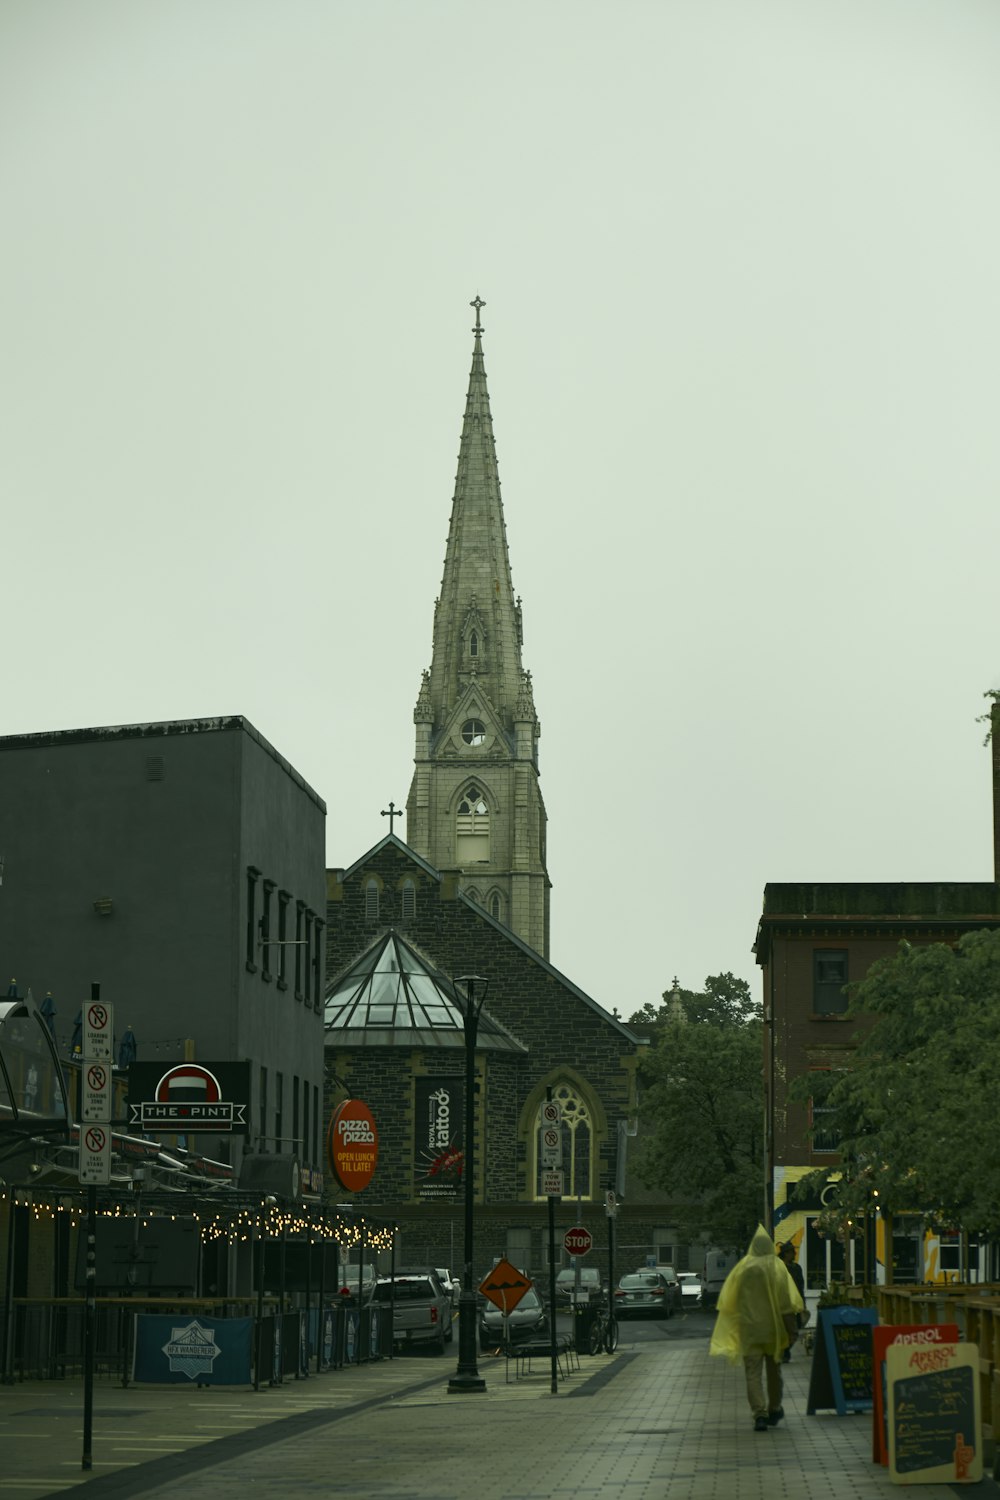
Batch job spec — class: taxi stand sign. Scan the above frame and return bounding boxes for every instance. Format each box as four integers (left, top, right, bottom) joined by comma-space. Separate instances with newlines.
79, 1123, 112, 1185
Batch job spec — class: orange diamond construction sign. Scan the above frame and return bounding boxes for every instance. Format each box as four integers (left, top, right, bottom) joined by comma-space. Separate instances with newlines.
479, 1258, 532, 1313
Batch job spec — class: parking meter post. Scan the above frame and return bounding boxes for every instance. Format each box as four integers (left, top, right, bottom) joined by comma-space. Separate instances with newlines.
316, 1231, 325, 1375
546, 1086, 558, 1395
607, 1201, 615, 1330
81, 1183, 96, 1470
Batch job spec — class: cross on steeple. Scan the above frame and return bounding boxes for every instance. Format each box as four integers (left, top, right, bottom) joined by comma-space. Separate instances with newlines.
381, 801, 403, 834
470, 294, 486, 335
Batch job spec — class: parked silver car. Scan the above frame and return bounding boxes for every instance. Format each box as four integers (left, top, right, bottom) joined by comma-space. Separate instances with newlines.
614, 1270, 676, 1319
373, 1269, 454, 1352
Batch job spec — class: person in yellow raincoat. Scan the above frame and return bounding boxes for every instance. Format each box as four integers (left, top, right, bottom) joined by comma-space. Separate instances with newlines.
709, 1224, 804, 1431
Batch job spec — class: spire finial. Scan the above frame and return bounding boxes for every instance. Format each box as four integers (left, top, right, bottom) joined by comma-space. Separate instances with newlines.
470, 294, 486, 336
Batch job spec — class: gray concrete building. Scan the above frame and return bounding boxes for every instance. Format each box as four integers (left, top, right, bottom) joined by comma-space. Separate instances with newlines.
0, 715, 327, 1180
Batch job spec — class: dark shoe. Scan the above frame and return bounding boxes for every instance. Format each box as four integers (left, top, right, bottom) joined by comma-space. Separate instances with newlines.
767, 1406, 784, 1426
782, 1349, 791, 1362
754, 1416, 769, 1432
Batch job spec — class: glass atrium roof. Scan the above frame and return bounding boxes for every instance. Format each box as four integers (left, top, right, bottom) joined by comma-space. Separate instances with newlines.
324, 931, 526, 1052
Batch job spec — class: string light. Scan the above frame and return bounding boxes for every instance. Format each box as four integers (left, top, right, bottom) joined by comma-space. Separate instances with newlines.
0, 1188, 395, 1248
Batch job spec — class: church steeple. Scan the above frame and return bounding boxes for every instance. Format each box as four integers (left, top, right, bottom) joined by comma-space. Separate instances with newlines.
427, 296, 526, 724
407, 298, 550, 957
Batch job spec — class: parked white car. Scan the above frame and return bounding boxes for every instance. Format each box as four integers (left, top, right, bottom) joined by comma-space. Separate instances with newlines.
677, 1272, 703, 1306
435, 1267, 461, 1303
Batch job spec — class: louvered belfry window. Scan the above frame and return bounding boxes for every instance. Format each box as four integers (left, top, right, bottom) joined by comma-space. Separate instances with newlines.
456, 786, 490, 862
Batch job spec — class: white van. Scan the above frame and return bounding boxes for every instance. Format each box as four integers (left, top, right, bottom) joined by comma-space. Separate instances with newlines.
701, 1247, 738, 1309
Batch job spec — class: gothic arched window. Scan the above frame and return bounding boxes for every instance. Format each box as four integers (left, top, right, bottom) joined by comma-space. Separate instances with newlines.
490, 891, 503, 922
456, 786, 490, 863
364, 879, 379, 921
401, 879, 416, 919
535, 1081, 593, 1200
469, 631, 478, 657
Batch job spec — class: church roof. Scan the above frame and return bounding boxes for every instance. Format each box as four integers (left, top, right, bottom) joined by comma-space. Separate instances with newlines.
323, 928, 528, 1052
339, 832, 441, 884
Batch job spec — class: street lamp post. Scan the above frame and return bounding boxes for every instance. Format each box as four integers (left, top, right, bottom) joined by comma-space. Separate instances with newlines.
448, 974, 489, 1395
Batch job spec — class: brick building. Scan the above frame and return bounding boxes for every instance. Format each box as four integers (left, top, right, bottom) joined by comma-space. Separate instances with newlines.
755, 881, 1000, 1294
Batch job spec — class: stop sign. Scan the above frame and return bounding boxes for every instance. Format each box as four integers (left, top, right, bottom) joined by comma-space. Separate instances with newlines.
564, 1225, 593, 1257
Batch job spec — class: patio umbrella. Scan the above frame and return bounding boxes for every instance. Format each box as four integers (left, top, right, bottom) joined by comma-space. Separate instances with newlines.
117, 1026, 137, 1069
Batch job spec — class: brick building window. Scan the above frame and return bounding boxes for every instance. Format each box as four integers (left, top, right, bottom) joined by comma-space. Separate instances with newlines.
401, 879, 416, 919
813, 950, 849, 1015
365, 879, 380, 921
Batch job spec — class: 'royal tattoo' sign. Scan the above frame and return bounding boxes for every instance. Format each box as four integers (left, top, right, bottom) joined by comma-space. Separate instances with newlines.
414, 1077, 463, 1199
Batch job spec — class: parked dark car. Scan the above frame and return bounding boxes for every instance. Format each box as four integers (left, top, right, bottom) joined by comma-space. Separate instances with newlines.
614, 1270, 677, 1319
554, 1267, 602, 1303
479, 1286, 548, 1350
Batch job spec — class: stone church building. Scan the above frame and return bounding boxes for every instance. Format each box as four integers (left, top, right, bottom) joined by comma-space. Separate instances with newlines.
324, 302, 677, 1281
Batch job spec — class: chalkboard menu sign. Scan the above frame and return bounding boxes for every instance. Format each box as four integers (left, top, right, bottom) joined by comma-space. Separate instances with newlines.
871, 1324, 959, 1466
806, 1305, 878, 1416
887, 1341, 981, 1484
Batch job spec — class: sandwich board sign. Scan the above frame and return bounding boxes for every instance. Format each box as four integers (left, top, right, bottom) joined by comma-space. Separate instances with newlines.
872, 1324, 959, 1466
886, 1339, 981, 1484
806, 1305, 877, 1416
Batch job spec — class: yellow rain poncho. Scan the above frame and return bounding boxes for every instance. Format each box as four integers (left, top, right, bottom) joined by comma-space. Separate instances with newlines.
709, 1225, 804, 1365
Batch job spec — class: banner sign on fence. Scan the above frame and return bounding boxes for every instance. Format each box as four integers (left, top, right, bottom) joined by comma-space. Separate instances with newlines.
131, 1315, 253, 1385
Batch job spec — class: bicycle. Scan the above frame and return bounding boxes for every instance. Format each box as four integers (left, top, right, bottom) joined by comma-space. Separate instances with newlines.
587, 1296, 620, 1355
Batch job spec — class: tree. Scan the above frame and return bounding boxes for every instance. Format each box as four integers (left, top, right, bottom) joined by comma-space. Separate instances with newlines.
795, 929, 1000, 1237
627, 972, 760, 1036
628, 974, 764, 1249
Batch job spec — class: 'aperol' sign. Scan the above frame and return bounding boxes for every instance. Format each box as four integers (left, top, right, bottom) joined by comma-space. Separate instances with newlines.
327, 1098, 378, 1192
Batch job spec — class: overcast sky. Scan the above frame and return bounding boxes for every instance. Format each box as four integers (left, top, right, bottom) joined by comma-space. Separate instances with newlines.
4, 1, 999, 1017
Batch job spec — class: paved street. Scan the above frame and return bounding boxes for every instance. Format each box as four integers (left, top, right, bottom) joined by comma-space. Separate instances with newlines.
1, 1312, 996, 1500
